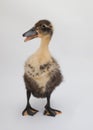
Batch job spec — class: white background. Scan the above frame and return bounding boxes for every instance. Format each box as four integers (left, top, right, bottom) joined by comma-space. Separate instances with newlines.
0, 0, 93, 129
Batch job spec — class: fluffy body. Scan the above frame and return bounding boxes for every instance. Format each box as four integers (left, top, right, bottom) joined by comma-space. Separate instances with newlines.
24, 55, 63, 98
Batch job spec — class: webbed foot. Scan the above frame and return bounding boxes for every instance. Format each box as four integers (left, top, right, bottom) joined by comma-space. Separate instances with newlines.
22, 105, 38, 116
44, 106, 62, 117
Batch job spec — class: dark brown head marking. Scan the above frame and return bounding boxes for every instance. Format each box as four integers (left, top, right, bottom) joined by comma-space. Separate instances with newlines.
35, 20, 53, 36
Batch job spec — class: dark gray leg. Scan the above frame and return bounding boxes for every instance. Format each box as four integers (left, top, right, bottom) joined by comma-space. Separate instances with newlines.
22, 90, 38, 116
44, 95, 62, 117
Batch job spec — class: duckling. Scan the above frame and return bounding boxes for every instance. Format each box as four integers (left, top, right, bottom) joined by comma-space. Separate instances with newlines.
22, 20, 63, 117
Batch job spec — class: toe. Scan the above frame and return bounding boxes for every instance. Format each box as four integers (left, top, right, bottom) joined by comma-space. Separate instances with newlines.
55, 111, 62, 115
27, 108, 38, 116
22, 110, 28, 116
44, 109, 56, 117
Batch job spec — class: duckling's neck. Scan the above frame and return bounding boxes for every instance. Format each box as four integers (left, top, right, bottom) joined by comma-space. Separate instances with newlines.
37, 35, 51, 54
34, 35, 52, 62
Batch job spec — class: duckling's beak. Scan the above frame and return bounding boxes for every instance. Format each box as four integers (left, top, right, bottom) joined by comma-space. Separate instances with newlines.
22, 27, 38, 42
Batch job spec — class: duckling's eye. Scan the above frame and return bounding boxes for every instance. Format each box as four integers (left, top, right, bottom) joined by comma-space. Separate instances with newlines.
41, 24, 46, 28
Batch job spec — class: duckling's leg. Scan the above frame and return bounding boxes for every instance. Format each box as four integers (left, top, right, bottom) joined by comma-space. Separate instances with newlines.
44, 95, 62, 117
22, 90, 38, 116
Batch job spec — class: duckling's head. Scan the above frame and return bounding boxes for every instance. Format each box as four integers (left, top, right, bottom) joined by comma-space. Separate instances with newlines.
23, 20, 53, 42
